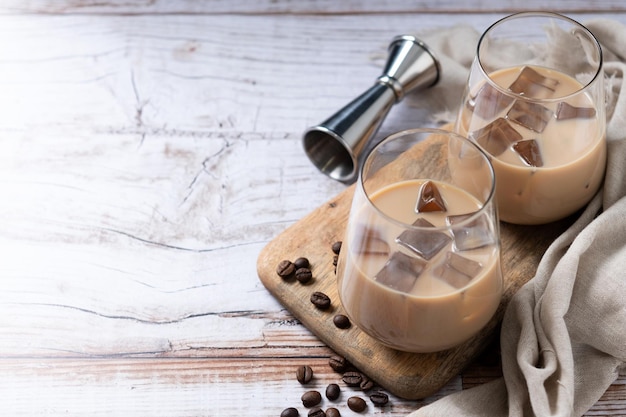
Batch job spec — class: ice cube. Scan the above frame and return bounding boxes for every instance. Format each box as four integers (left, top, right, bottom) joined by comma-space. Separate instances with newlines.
507, 100, 553, 133
396, 218, 451, 260
469, 83, 515, 119
433, 252, 483, 289
416, 180, 447, 213
354, 226, 390, 256
513, 139, 544, 167
509, 66, 559, 99
412, 218, 436, 228
555, 102, 597, 120
375, 251, 426, 292
471, 117, 522, 156
446, 213, 494, 250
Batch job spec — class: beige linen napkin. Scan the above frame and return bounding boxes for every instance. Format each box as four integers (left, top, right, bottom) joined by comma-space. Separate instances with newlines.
404, 19, 626, 417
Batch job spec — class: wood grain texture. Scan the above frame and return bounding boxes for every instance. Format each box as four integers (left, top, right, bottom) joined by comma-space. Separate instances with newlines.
0, 1, 623, 415
3, 0, 626, 15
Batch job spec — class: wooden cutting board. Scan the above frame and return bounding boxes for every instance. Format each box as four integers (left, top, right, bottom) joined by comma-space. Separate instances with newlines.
256, 135, 575, 400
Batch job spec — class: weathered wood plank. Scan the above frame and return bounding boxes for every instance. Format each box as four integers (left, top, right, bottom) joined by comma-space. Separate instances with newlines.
2, 0, 626, 15
0, 358, 621, 416
0, 358, 462, 416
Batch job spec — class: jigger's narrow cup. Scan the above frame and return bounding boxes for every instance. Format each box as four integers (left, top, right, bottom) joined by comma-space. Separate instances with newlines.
455, 12, 606, 225
336, 128, 503, 353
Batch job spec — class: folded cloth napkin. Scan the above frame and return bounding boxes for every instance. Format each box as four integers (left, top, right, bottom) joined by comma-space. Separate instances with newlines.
404, 18, 626, 417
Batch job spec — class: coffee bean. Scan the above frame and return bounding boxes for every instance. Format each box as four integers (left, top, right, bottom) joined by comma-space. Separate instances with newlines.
325, 383, 340, 401
281, 407, 299, 417
359, 375, 374, 391
301, 390, 322, 408
295, 267, 313, 284
296, 365, 313, 384
333, 314, 351, 329
329, 355, 348, 373
347, 396, 367, 412
331, 241, 342, 254
276, 260, 296, 278
370, 391, 389, 406
342, 371, 363, 387
310, 291, 331, 310
294, 257, 310, 269
325, 407, 340, 417
308, 408, 326, 417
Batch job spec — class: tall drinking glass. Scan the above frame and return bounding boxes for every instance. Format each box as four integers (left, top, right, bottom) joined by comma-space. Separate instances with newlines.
455, 12, 605, 225
336, 128, 502, 353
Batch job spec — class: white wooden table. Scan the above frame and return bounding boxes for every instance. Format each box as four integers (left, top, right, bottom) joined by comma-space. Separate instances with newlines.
0, 1, 624, 415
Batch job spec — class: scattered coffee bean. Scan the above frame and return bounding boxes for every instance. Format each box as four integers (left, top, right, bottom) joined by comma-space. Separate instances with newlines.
333, 314, 351, 329
295, 267, 313, 284
281, 407, 299, 417
347, 396, 367, 412
359, 375, 374, 391
296, 365, 313, 384
301, 390, 322, 408
308, 408, 326, 417
370, 391, 389, 406
280, 350, 393, 416
332, 241, 342, 254
325, 383, 341, 401
276, 260, 296, 279
342, 371, 363, 387
310, 291, 331, 310
328, 355, 348, 373
326, 407, 340, 417
294, 257, 310, 269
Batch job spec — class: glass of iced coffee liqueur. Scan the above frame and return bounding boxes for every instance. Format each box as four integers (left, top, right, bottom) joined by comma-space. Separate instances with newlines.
336, 128, 503, 353
455, 12, 606, 225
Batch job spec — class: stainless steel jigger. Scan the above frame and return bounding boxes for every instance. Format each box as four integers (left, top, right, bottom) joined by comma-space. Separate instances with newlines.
302, 35, 441, 183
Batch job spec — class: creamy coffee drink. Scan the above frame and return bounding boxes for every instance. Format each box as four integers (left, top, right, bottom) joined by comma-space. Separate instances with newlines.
337, 179, 502, 352
456, 65, 606, 224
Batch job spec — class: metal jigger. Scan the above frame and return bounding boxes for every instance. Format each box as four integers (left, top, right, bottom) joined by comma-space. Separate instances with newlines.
302, 35, 441, 183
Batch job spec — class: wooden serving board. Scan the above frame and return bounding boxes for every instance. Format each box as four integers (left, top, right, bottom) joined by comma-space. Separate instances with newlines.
256, 136, 575, 400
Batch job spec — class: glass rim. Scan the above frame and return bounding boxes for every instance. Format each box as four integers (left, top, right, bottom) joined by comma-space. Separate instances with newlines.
357, 127, 497, 232
476, 11, 604, 102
